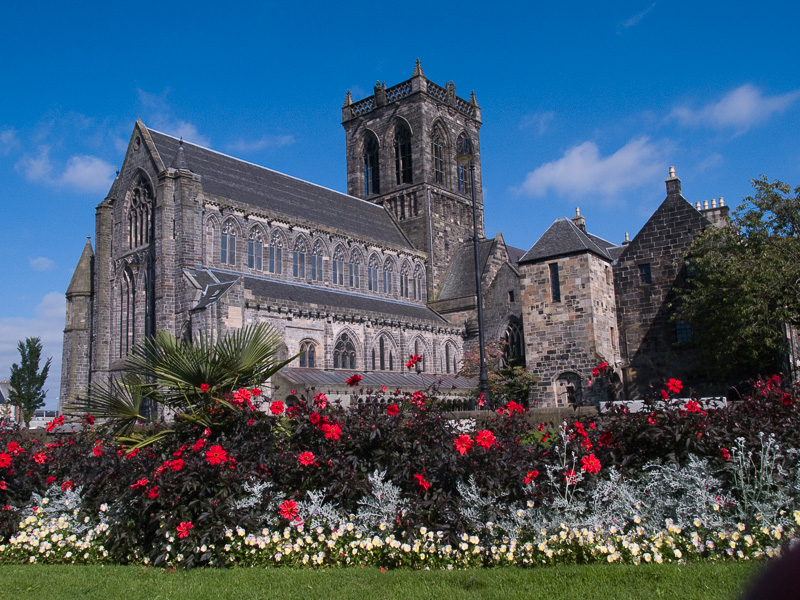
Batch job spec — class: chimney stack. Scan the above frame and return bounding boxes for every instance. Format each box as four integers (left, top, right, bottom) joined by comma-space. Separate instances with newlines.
572, 207, 586, 232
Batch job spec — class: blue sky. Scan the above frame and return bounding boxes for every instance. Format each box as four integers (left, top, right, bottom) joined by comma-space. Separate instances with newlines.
2, 1, 799, 408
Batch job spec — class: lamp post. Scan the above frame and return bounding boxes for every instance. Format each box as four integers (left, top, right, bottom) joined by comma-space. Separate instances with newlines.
455, 139, 490, 410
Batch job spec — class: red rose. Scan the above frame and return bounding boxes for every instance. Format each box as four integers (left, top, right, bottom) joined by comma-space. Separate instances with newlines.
386, 404, 399, 416
346, 374, 363, 387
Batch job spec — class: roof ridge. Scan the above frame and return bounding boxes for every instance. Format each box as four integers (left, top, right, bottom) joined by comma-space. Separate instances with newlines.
146, 126, 390, 213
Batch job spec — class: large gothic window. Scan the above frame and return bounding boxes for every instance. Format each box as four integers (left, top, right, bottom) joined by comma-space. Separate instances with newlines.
268, 231, 283, 274
310, 240, 324, 282
363, 133, 380, 195
413, 265, 424, 301
432, 126, 445, 185
332, 246, 345, 286
368, 255, 380, 292
394, 122, 412, 185
333, 333, 357, 369
299, 340, 317, 368
399, 262, 411, 298
382, 258, 394, 294
373, 335, 394, 371
221, 221, 237, 265
127, 180, 153, 249
503, 320, 526, 367
456, 133, 472, 195
444, 342, 458, 374
293, 238, 307, 279
119, 267, 135, 359
349, 251, 361, 288
247, 230, 263, 271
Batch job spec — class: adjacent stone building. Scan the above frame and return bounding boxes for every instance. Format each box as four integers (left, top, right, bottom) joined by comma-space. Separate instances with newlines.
60, 61, 727, 410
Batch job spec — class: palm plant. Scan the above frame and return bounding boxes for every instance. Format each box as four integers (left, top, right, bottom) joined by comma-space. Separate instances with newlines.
67, 323, 295, 446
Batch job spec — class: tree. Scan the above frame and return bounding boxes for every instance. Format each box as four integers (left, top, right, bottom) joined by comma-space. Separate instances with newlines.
9, 337, 52, 428
678, 176, 800, 384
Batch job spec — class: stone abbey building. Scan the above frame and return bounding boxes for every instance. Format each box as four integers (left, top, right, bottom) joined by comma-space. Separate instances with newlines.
60, 61, 728, 410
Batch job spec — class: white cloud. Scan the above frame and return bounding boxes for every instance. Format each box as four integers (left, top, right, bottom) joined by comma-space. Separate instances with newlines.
0, 293, 65, 409
695, 152, 724, 174
137, 88, 211, 147
226, 134, 296, 153
16, 147, 115, 193
0, 128, 19, 155
519, 137, 663, 198
671, 84, 800, 132
29, 257, 56, 271
16, 145, 54, 182
519, 111, 555, 135
617, 3, 656, 33
60, 155, 116, 193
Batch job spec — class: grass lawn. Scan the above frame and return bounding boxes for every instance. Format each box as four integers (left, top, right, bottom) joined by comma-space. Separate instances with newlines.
0, 561, 766, 600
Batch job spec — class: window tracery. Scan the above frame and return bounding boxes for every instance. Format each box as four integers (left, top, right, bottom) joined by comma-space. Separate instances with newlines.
293, 238, 308, 279
363, 133, 380, 195
310, 240, 324, 282
299, 340, 317, 368
221, 221, 237, 265
126, 179, 153, 249
431, 126, 445, 185
394, 122, 412, 185
333, 333, 357, 369
268, 230, 283, 274
247, 229, 263, 271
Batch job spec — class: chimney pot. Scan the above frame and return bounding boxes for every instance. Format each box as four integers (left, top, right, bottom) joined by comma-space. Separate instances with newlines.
711, 198, 717, 208
669, 166, 676, 178
703, 200, 709, 210
695, 202, 701, 210
719, 197, 724, 206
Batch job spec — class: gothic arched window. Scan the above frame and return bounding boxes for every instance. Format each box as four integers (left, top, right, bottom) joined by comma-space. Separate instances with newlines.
349, 250, 361, 288
293, 238, 308, 279
268, 230, 283, 274
120, 267, 135, 359
399, 262, 411, 298
363, 133, 380, 195
503, 320, 526, 367
332, 246, 345, 286
431, 126, 445, 185
247, 229, 263, 271
333, 333, 356, 370
456, 133, 472, 195
221, 221, 237, 265
444, 342, 458, 374
394, 122, 412, 185
299, 340, 317, 368
414, 339, 425, 372
127, 179, 153, 250
310, 240, 324, 282
413, 265, 424, 301
382, 258, 394, 294
368, 255, 380, 292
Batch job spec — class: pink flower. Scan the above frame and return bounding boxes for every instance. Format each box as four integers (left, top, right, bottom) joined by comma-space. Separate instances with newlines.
580, 453, 601, 474
279, 499, 299, 520
313, 393, 328, 409
666, 378, 683, 394
454, 435, 474, 455
298, 451, 315, 466
205, 445, 228, 465
414, 474, 431, 491
346, 374, 363, 387
177, 521, 193, 538
474, 430, 496, 450
721, 448, 731, 462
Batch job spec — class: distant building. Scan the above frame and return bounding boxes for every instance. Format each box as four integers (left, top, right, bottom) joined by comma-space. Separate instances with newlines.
60, 61, 729, 409
0, 380, 19, 423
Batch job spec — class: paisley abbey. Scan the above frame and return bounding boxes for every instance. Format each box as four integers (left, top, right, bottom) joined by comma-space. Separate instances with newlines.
60, 61, 729, 410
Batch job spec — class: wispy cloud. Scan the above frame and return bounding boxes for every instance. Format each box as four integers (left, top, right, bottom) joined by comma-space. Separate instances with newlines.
0, 128, 19, 156
226, 134, 296, 154
0, 292, 65, 408
16, 147, 115, 193
29, 257, 56, 272
519, 137, 663, 199
519, 111, 555, 135
617, 3, 656, 33
671, 84, 800, 133
137, 89, 211, 147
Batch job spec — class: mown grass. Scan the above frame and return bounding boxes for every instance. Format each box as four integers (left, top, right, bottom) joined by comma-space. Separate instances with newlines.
0, 561, 766, 600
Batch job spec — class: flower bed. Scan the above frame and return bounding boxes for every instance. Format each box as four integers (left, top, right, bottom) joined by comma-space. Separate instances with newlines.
1, 369, 799, 569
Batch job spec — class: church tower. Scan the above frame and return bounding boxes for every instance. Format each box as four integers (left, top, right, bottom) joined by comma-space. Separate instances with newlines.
342, 60, 484, 299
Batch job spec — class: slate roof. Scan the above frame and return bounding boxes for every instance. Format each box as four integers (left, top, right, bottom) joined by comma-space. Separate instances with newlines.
519, 218, 616, 263
145, 126, 413, 250
186, 268, 449, 324
280, 368, 475, 389
437, 239, 496, 301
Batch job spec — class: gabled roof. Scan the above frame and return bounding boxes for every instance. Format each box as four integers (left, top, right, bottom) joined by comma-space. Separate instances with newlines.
437, 238, 496, 302
185, 268, 449, 325
519, 218, 615, 263
144, 126, 414, 251
66, 238, 94, 296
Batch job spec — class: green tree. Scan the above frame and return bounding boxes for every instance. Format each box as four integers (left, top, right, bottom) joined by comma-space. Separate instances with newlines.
9, 337, 52, 428
679, 176, 800, 383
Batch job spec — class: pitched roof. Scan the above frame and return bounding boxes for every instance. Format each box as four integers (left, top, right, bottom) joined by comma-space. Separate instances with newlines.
437, 239, 496, 301
519, 218, 615, 263
280, 368, 475, 389
145, 126, 414, 251
66, 238, 94, 296
186, 268, 449, 324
